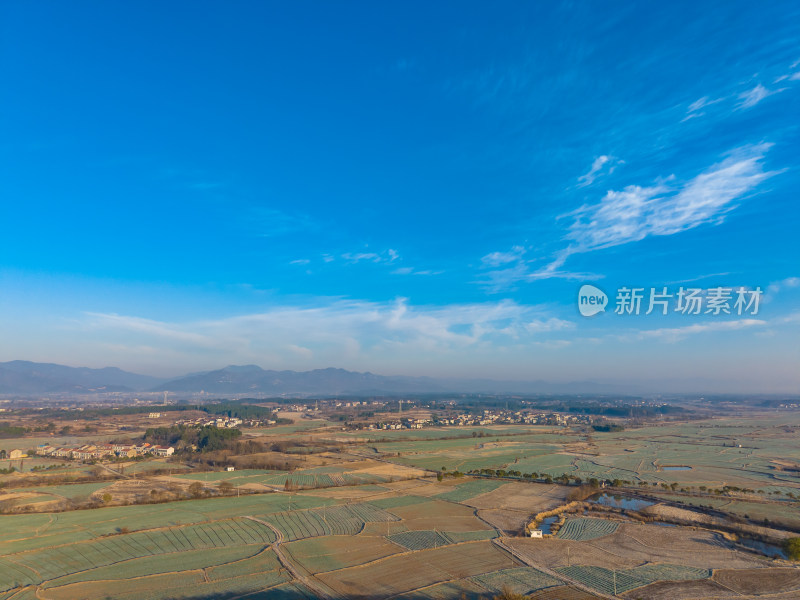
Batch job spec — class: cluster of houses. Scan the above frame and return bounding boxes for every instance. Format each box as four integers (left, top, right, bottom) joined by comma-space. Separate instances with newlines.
35, 442, 174, 461
0, 449, 26, 459
172, 416, 267, 428
361, 411, 590, 431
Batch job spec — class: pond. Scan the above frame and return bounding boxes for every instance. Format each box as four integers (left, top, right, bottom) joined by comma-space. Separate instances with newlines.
739, 538, 787, 559
538, 516, 558, 534
662, 466, 692, 471
589, 493, 654, 511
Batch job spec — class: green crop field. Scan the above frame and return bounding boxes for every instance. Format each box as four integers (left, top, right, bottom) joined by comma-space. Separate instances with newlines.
434, 479, 505, 501
368, 494, 428, 509
46, 545, 261, 587
389, 529, 456, 550
556, 518, 619, 541
15, 481, 111, 500
260, 502, 399, 541
447, 530, 498, 542
0, 517, 277, 592
2, 412, 799, 599
557, 564, 710, 595
471, 567, 563, 595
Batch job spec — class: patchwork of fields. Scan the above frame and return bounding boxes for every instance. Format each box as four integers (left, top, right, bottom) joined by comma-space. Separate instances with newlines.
2, 415, 800, 598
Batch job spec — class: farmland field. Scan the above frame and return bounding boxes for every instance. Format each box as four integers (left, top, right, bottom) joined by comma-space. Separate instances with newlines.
2, 413, 800, 598
0, 517, 277, 592
557, 564, 710, 596
389, 529, 456, 550
471, 566, 564, 595
556, 518, 619, 540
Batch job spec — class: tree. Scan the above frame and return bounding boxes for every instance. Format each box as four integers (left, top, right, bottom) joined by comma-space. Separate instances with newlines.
218, 481, 233, 495
492, 586, 529, 600
188, 482, 204, 498
784, 537, 800, 561
101, 493, 112, 504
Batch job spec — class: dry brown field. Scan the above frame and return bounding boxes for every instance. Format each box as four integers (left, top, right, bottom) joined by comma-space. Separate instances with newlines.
529, 585, 602, 599
622, 578, 737, 599
316, 540, 520, 597
507, 521, 767, 571
712, 567, 800, 596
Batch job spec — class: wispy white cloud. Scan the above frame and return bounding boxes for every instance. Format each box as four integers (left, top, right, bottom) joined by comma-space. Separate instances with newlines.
687, 60, 800, 119
77, 299, 570, 372
566, 143, 776, 251
663, 272, 731, 285
391, 267, 443, 276
737, 84, 774, 109
764, 276, 800, 303
480, 144, 776, 289
83, 313, 216, 347
682, 95, 723, 120
577, 155, 621, 187
289, 259, 310, 265
631, 318, 766, 343
688, 96, 713, 112
481, 245, 526, 267
479, 246, 598, 291
525, 318, 575, 333
341, 248, 400, 264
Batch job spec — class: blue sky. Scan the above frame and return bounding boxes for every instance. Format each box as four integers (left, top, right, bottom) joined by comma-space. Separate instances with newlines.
1, 1, 799, 391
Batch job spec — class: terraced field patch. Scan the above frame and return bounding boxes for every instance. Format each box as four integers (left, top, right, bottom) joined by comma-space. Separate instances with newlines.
434, 479, 505, 502
471, 566, 563, 595
388, 529, 455, 550
45, 545, 262, 587
369, 494, 427, 509
260, 502, 399, 541
0, 518, 276, 592
557, 563, 709, 595
285, 536, 402, 573
317, 540, 520, 597
556, 518, 619, 541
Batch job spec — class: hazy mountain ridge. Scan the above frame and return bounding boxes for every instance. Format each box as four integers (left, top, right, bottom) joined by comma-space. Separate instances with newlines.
0, 361, 635, 396
0, 361, 166, 393
152, 365, 444, 394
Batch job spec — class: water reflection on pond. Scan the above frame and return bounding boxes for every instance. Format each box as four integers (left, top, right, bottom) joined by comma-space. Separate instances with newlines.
739, 538, 787, 558
539, 516, 558, 534
589, 493, 655, 510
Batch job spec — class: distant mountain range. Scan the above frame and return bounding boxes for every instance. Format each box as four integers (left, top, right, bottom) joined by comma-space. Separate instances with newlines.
151, 365, 444, 395
0, 361, 634, 396
0, 361, 166, 394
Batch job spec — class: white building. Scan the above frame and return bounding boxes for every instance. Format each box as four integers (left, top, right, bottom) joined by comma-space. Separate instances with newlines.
529, 529, 543, 538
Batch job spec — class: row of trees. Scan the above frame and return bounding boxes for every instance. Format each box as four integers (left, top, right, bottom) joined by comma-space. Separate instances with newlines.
143, 425, 242, 451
